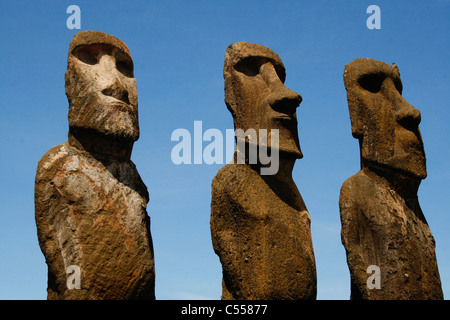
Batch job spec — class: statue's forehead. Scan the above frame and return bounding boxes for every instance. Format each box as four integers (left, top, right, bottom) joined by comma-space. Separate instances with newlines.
224, 42, 286, 82
68, 30, 131, 59
226, 42, 282, 63
344, 58, 400, 87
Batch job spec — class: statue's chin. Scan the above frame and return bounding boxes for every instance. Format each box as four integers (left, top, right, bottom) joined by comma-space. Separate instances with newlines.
363, 156, 427, 181
69, 106, 139, 142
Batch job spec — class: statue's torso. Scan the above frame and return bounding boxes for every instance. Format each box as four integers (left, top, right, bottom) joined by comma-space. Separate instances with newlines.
340, 170, 442, 299
211, 164, 316, 300
35, 142, 155, 300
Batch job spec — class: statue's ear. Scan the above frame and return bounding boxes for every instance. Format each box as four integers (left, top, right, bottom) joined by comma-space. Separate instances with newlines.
343, 65, 364, 140
224, 69, 239, 123
347, 94, 364, 140
224, 92, 236, 119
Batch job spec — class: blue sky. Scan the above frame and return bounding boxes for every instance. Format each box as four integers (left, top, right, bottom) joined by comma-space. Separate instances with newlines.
0, 0, 448, 300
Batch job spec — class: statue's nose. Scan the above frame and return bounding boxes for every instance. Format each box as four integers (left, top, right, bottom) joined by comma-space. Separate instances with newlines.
99, 55, 130, 104
396, 99, 421, 131
260, 62, 302, 114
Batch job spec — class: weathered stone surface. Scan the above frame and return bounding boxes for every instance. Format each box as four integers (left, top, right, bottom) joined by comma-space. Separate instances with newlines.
35, 31, 155, 300
340, 58, 443, 299
211, 42, 316, 300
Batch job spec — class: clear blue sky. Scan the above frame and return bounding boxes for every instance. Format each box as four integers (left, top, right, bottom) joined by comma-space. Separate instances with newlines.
0, 0, 448, 300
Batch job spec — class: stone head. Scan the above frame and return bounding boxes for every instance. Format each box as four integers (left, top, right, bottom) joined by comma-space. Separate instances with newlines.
65, 31, 139, 142
344, 58, 426, 179
224, 42, 303, 159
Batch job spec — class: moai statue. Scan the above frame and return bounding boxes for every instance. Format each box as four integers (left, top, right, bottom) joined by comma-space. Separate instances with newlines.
340, 58, 443, 300
210, 42, 316, 300
35, 31, 155, 300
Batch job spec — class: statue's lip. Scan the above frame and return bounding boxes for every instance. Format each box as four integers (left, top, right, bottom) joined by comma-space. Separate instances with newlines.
274, 111, 296, 122
103, 96, 132, 108
270, 103, 298, 122
276, 114, 294, 120
102, 89, 130, 105
105, 100, 134, 113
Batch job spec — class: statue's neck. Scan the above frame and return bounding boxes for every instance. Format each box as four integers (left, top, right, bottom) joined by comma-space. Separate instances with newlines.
362, 159, 421, 199
234, 150, 295, 183
68, 127, 133, 162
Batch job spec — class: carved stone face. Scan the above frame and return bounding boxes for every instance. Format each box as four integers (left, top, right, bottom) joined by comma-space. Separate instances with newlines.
65, 31, 139, 141
224, 42, 303, 159
344, 58, 426, 179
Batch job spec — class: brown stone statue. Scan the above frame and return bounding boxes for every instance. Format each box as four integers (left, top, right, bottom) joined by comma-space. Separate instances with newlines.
35, 31, 155, 300
210, 42, 316, 300
340, 58, 443, 299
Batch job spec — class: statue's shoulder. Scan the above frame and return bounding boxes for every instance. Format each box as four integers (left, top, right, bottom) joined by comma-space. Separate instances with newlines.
211, 163, 265, 213
340, 169, 389, 222
212, 163, 259, 192
35, 141, 94, 187
340, 170, 375, 198
36, 142, 71, 182
339, 170, 376, 216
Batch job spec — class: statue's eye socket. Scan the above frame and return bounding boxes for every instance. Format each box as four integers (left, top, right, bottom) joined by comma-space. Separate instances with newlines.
114, 51, 133, 77
114, 51, 134, 78
358, 73, 385, 93
394, 78, 403, 95
234, 57, 264, 77
74, 48, 97, 65
116, 59, 133, 78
